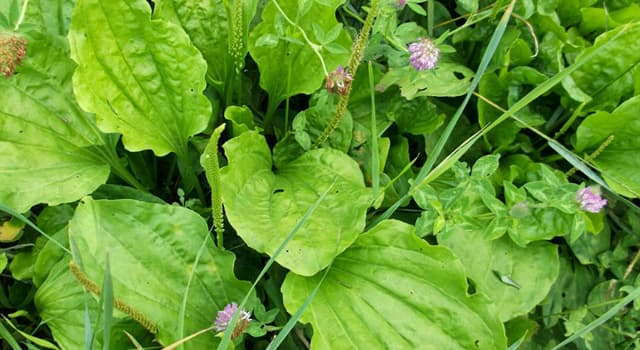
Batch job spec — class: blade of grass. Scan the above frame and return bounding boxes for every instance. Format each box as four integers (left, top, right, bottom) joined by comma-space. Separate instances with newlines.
101, 256, 113, 350
369, 0, 516, 228
550, 285, 640, 350
217, 180, 337, 350
414, 21, 635, 190
0, 202, 70, 255
177, 226, 214, 348
265, 260, 334, 350
84, 296, 93, 350
123, 330, 145, 350
0, 317, 22, 350
368, 61, 380, 201
1, 316, 60, 350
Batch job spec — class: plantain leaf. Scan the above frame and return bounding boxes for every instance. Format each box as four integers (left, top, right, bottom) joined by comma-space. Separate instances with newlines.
282, 220, 507, 349
65, 197, 255, 349
438, 226, 560, 322
561, 22, 640, 112
220, 131, 370, 276
154, 0, 260, 90
68, 0, 211, 157
575, 95, 640, 197
0, 32, 111, 213
35, 257, 154, 349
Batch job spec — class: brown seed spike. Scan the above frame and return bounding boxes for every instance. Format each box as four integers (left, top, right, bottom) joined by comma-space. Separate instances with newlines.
0, 33, 27, 78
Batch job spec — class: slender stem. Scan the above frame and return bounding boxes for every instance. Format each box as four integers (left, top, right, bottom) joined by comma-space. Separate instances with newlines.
263, 94, 281, 133
271, 0, 329, 76
13, 0, 29, 31
177, 145, 206, 203
427, 0, 434, 37
162, 325, 217, 350
313, 0, 380, 148
368, 61, 379, 199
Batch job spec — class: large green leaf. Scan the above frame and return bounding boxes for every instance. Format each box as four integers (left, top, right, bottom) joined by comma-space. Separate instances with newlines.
154, 0, 259, 89
438, 226, 560, 322
24, 0, 75, 36
66, 197, 254, 349
68, 0, 211, 156
220, 131, 370, 276
0, 32, 111, 213
561, 22, 640, 111
575, 95, 640, 198
282, 220, 507, 349
35, 257, 154, 349
247, 0, 352, 105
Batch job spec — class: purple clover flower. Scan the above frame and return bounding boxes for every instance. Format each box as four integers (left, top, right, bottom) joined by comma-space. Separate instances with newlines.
214, 302, 251, 334
408, 38, 440, 71
576, 186, 607, 213
398, 0, 407, 7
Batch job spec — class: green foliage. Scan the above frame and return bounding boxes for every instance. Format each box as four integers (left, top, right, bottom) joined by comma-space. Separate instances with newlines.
575, 95, 640, 197
247, 0, 352, 107
282, 220, 507, 349
1, 0, 640, 349
63, 197, 255, 348
0, 32, 111, 212
68, 0, 211, 157
220, 131, 369, 276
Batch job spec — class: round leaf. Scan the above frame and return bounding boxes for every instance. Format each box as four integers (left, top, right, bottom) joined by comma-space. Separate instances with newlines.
221, 131, 370, 276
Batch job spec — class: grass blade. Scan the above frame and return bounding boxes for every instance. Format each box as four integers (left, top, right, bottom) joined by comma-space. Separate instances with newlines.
265, 261, 333, 350
101, 256, 113, 350
0, 317, 22, 350
177, 228, 213, 348
368, 61, 380, 202
550, 285, 640, 350
1, 316, 60, 350
0, 202, 70, 255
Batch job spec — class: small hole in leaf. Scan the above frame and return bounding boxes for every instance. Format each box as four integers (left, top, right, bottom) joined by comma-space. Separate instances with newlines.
273, 189, 284, 194
474, 340, 480, 347
454, 71, 465, 79
18, 130, 23, 134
